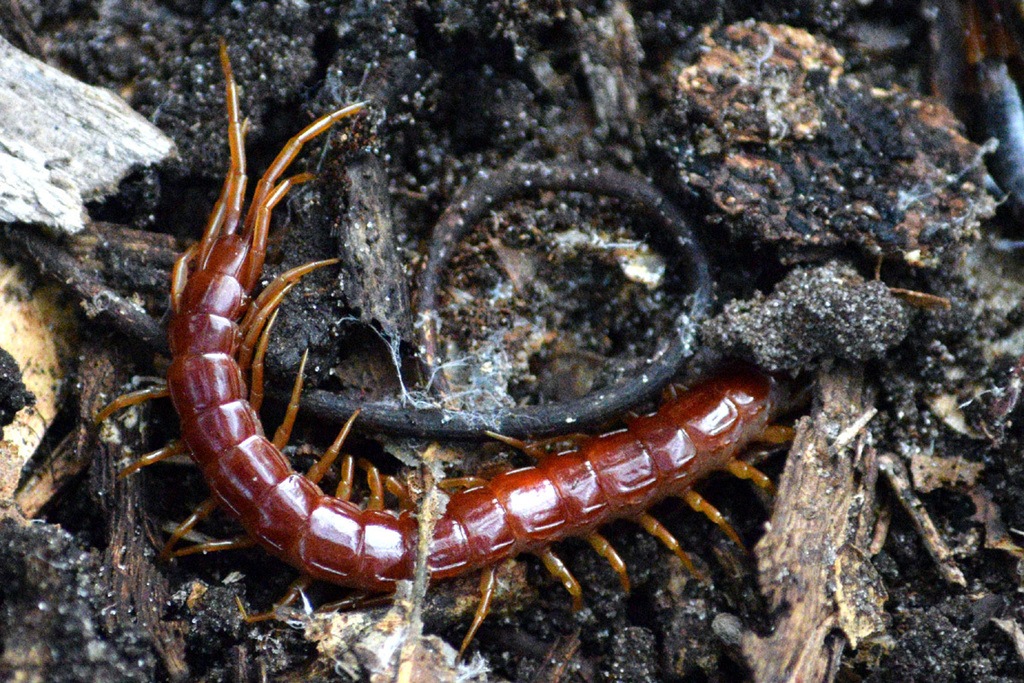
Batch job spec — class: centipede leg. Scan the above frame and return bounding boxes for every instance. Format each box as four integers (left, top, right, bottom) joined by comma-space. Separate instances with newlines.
335, 454, 356, 500
383, 476, 414, 510
759, 425, 795, 445
459, 567, 495, 658
306, 410, 359, 485
248, 309, 280, 413
681, 490, 745, 551
318, 591, 392, 614
173, 535, 256, 557
726, 460, 776, 496
585, 532, 630, 593
439, 476, 489, 491
662, 383, 686, 401
536, 547, 583, 611
272, 349, 308, 450
237, 256, 339, 372
636, 512, 701, 579
95, 384, 169, 424
357, 458, 385, 510
119, 439, 186, 478
161, 497, 219, 560
170, 245, 197, 314
240, 576, 312, 623
586, 532, 630, 593
485, 432, 547, 459
486, 431, 590, 459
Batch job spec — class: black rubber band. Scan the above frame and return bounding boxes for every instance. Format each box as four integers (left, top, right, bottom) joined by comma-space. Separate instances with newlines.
300, 161, 712, 440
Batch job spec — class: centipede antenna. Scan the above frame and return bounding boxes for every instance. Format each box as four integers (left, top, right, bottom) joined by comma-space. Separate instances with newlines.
307, 410, 360, 485
682, 490, 745, 551
95, 384, 169, 424
119, 440, 186, 478
460, 567, 496, 659
271, 349, 308, 451
586, 532, 630, 593
536, 547, 583, 612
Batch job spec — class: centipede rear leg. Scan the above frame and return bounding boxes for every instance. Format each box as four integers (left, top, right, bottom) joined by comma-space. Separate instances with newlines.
726, 459, 777, 496
239, 576, 313, 623
681, 490, 745, 551
486, 431, 592, 460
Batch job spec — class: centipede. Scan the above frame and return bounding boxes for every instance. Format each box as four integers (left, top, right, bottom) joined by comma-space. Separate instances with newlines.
99, 43, 789, 655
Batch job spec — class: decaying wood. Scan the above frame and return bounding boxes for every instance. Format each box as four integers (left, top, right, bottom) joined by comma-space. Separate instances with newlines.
879, 451, 967, 585
0, 36, 174, 233
340, 153, 414, 339
742, 362, 888, 683
82, 344, 189, 681
6, 225, 167, 351
0, 256, 75, 514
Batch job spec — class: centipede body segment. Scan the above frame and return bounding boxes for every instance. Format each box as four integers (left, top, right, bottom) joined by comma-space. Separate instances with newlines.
103, 43, 786, 654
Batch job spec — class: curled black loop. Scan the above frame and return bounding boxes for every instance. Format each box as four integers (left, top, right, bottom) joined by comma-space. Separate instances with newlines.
301, 161, 712, 440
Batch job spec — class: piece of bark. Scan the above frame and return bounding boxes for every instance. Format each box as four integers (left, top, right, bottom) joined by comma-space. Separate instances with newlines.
82, 344, 189, 681
0, 35, 175, 233
6, 225, 167, 351
879, 452, 967, 585
340, 153, 413, 338
574, 1, 643, 143
742, 362, 888, 683
0, 256, 75, 507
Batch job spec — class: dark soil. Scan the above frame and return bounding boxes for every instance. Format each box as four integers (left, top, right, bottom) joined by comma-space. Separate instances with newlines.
2, 1, 1024, 682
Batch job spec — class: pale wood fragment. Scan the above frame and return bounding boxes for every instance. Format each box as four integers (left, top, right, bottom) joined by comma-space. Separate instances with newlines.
0, 35, 175, 233
743, 362, 888, 683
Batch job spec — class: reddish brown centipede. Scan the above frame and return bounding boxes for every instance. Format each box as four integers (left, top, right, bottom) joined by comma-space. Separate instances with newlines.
100, 44, 787, 655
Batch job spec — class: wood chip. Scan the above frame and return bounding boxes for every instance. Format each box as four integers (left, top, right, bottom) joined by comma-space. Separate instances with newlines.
878, 452, 967, 585
0, 35, 175, 233
0, 258, 77, 519
910, 448, 985, 492
742, 362, 888, 683
992, 618, 1024, 664
968, 487, 1024, 559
